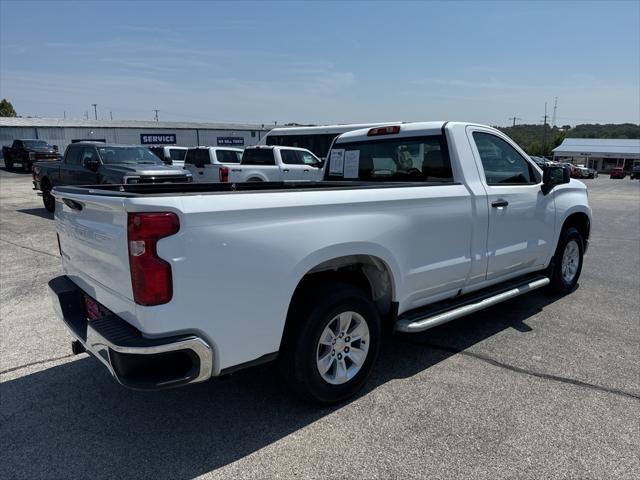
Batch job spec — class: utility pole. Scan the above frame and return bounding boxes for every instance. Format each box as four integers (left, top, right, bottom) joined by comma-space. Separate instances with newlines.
542, 102, 549, 156
92, 103, 98, 120
63, 111, 66, 119
84, 111, 89, 120
153, 109, 159, 122
552, 97, 558, 127
110, 111, 113, 121
509, 116, 522, 127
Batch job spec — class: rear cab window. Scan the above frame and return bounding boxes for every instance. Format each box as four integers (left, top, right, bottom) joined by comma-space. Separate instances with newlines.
169, 148, 187, 162
215, 150, 242, 164
325, 135, 453, 182
185, 149, 211, 166
242, 148, 276, 165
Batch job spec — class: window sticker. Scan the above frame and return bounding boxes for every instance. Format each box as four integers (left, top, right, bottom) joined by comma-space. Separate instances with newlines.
344, 150, 360, 178
329, 149, 345, 175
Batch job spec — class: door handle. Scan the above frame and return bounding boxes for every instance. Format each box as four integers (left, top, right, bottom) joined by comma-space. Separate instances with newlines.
198, 171, 203, 175
491, 199, 509, 208
303, 169, 309, 172
283, 169, 290, 172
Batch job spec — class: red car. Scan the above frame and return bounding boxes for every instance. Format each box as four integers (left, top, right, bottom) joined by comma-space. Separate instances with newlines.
610, 167, 626, 179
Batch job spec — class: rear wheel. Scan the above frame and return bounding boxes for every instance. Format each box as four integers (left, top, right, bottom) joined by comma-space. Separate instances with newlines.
279, 283, 381, 403
548, 227, 584, 293
42, 181, 55, 212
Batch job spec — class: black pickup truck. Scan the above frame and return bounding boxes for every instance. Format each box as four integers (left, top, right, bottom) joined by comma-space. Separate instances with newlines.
2, 139, 59, 172
33, 142, 193, 211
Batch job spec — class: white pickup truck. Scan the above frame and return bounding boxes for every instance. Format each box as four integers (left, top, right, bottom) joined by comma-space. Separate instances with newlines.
227, 145, 323, 182
182, 146, 244, 182
49, 121, 591, 403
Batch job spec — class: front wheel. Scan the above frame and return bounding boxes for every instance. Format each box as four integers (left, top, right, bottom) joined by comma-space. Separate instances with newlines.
548, 227, 584, 293
279, 283, 381, 403
23, 160, 32, 173
5, 158, 14, 170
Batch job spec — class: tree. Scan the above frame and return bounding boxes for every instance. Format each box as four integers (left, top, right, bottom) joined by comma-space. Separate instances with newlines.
0, 99, 17, 117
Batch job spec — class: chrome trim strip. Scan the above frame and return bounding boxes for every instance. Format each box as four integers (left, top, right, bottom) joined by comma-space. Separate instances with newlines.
395, 277, 550, 333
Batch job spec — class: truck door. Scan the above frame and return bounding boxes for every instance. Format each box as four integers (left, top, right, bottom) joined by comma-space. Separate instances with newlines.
468, 128, 556, 281
280, 149, 306, 180
297, 150, 323, 181
60, 145, 83, 185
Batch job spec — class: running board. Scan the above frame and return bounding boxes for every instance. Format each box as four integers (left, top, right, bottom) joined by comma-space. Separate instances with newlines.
395, 275, 550, 333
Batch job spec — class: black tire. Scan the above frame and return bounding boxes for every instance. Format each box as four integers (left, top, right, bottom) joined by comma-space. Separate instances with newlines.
547, 227, 584, 293
42, 181, 55, 212
279, 283, 381, 404
23, 159, 32, 173
5, 158, 14, 170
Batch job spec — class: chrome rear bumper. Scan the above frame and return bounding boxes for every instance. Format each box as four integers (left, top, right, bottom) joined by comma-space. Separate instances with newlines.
49, 276, 213, 389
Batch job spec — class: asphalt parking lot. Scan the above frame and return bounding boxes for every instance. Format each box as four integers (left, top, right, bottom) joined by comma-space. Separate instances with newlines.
1, 164, 638, 479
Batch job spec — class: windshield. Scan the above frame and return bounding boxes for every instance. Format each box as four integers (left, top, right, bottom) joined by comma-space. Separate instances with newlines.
97, 146, 163, 165
24, 140, 51, 149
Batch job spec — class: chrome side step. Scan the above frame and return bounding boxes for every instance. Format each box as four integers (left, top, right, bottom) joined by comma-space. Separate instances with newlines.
395, 276, 550, 333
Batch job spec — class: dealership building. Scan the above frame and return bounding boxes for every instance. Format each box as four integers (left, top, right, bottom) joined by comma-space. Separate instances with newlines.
0, 117, 272, 154
553, 138, 640, 172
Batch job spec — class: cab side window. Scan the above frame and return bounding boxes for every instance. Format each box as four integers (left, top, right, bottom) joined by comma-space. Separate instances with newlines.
65, 146, 82, 165
472, 132, 540, 185
281, 150, 303, 165
81, 147, 97, 165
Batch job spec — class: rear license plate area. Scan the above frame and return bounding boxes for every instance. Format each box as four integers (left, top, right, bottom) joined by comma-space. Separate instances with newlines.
84, 295, 110, 321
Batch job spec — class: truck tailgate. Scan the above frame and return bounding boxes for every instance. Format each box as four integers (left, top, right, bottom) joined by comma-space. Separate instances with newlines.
54, 191, 133, 301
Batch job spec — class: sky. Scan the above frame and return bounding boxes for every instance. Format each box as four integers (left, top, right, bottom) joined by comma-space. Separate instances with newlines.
0, 0, 639, 127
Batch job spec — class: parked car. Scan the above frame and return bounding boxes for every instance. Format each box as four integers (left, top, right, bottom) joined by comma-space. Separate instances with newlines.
183, 147, 243, 182
630, 165, 640, 180
48, 121, 591, 403
530, 155, 550, 168
228, 145, 323, 182
33, 142, 192, 212
577, 166, 590, 179
2, 139, 59, 172
610, 167, 626, 179
148, 146, 188, 167
587, 168, 598, 179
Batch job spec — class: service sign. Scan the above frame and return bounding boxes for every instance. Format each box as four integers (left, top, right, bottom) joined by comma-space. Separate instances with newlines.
217, 137, 244, 146
140, 133, 176, 145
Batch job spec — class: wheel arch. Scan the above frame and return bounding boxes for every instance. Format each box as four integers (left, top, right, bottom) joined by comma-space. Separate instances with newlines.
280, 251, 400, 349
561, 211, 591, 247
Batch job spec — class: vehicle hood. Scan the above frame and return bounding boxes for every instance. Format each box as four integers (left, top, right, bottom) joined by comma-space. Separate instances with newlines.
101, 164, 189, 175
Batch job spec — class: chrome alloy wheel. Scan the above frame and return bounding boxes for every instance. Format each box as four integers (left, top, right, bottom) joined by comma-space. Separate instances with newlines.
561, 239, 580, 283
316, 311, 370, 385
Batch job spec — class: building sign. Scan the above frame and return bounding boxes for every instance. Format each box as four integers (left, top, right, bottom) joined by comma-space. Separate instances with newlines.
140, 133, 176, 145
217, 136, 244, 146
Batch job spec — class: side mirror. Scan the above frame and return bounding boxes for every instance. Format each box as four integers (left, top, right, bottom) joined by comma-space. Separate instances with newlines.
85, 159, 100, 172
541, 165, 570, 194
53, 145, 59, 151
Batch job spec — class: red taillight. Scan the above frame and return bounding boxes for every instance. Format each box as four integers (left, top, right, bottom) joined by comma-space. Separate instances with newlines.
367, 125, 401, 136
219, 166, 229, 183
127, 212, 179, 306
